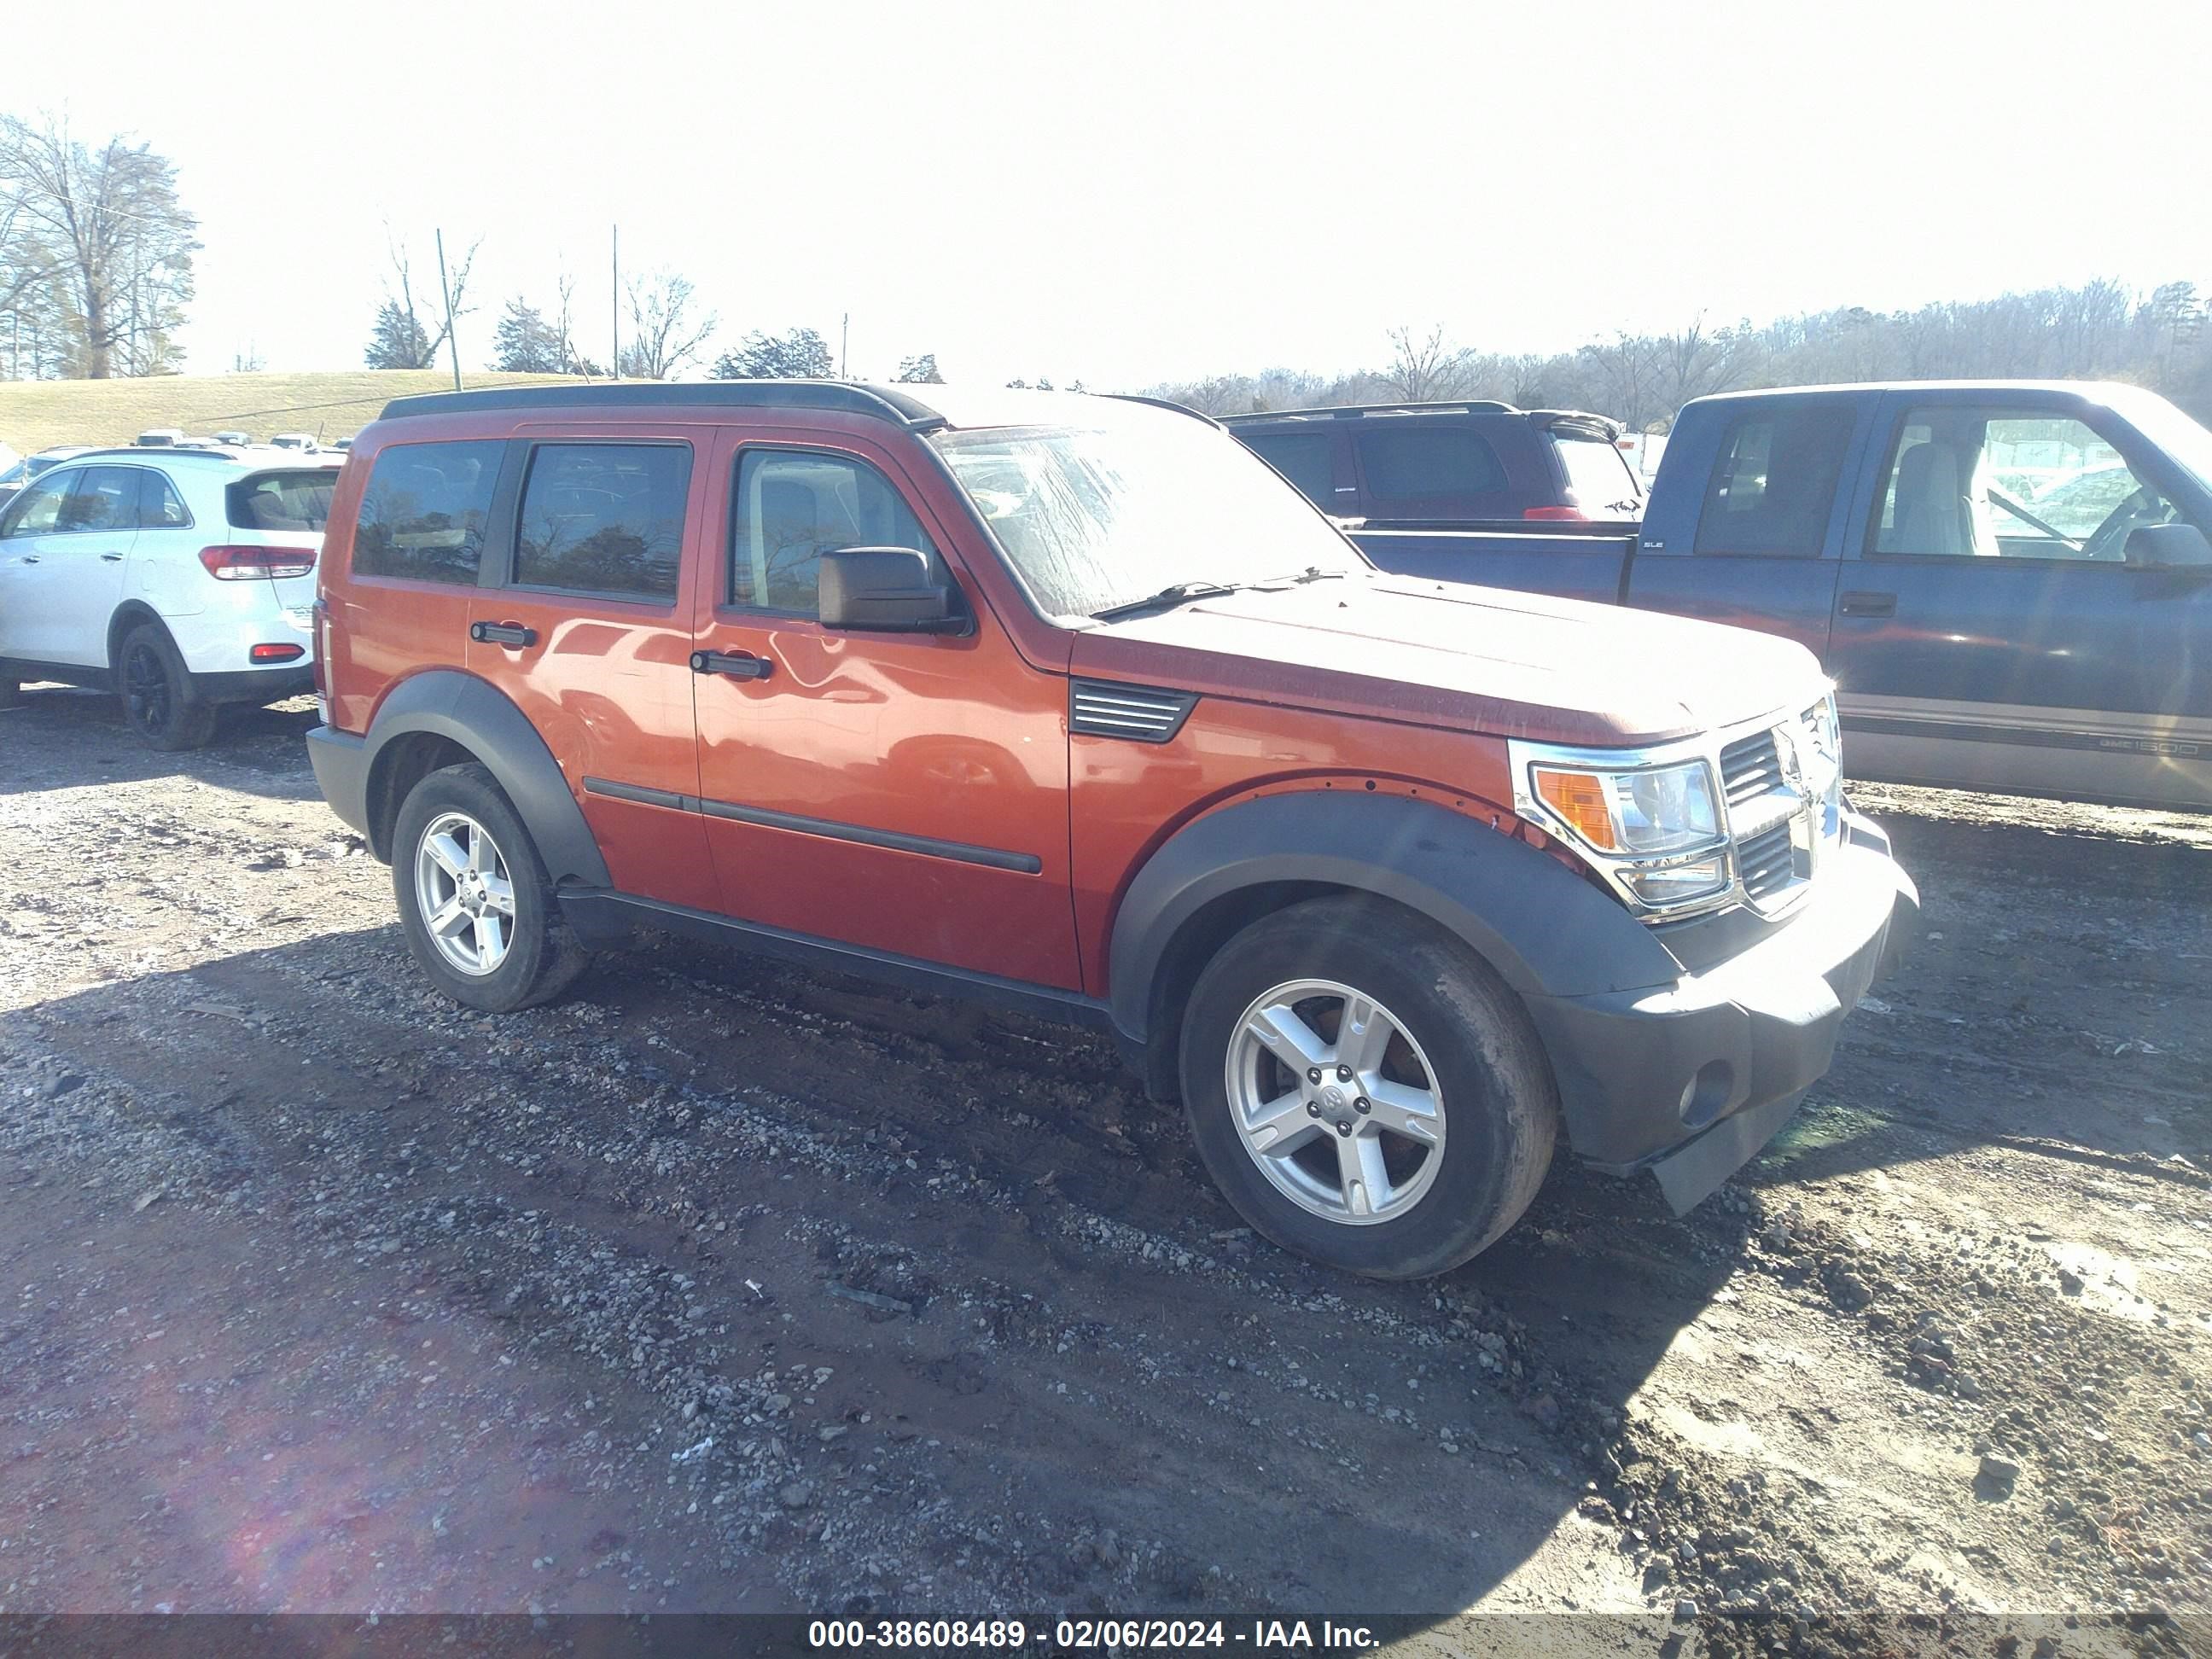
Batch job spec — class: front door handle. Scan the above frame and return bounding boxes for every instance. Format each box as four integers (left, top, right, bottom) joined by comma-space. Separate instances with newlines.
690, 649, 772, 680
101, 551, 124, 562
1839, 590, 1896, 618
469, 621, 538, 648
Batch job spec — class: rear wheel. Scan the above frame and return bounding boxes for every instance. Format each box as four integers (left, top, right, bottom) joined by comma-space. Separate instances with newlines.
1179, 896, 1557, 1279
392, 762, 589, 1012
117, 622, 218, 750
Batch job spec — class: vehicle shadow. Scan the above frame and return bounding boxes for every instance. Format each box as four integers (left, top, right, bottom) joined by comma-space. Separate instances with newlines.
4, 924, 1746, 1620
0, 684, 321, 803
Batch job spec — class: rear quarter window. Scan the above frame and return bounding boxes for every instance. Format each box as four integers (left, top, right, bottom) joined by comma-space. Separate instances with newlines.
1357, 428, 1506, 501
352, 441, 504, 585
229, 469, 338, 533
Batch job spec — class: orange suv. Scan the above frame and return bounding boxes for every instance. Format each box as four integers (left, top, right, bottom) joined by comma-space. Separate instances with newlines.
306, 382, 1916, 1278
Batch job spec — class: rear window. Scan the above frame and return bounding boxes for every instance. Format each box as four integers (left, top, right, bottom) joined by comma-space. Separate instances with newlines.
352, 441, 504, 585
229, 469, 338, 533
514, 443, 691, 602
1552, 434, 1643, 516
1693, 405, 1855, 556
1356, 427, 1506, 501
1238, 431, 1334, 508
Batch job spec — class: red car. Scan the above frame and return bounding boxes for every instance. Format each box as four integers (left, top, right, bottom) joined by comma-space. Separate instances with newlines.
306, 381, 1915, 1278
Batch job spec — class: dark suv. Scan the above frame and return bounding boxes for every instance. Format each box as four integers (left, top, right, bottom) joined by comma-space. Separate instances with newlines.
306, 381, 1913, 1280
1224, 401, 1646, 525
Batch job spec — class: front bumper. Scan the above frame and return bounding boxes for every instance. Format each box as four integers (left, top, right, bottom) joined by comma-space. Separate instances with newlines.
1525, 807, 1918, 1211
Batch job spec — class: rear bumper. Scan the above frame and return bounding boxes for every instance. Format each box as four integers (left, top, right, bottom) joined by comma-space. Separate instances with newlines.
306, 724, 371, 840
1525, 808, 1918, 1210
193, 666, 313, 704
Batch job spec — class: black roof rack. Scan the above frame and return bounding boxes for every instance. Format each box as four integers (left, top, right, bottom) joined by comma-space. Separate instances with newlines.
1218, 400, 1520, 424
377, 380, 946, 428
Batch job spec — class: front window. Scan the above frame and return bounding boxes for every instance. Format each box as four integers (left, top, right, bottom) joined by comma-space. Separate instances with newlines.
931, 409, 1354, 621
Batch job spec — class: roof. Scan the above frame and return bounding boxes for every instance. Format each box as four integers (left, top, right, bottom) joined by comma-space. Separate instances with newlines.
46, 445, 344, 471
375, 380, 1218, 434
1220, 401, 1520, 423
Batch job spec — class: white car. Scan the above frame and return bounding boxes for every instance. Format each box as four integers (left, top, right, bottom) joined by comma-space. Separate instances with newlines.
0, 446, 342, 748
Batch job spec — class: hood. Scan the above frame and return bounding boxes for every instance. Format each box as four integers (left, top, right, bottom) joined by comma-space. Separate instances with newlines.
1068, 572, 1827, 748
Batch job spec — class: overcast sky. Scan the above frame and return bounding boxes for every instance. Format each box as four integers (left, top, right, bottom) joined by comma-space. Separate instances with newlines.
47, 0, 2212, 387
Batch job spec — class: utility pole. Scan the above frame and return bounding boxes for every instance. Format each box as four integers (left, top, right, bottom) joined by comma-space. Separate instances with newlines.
434, 229, 463, 392
840, 312, 848, 379
610, 224, 620, 381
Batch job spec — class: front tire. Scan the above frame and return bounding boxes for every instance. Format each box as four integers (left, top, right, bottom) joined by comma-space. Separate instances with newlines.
1179, 896, 1557, 1279
392, 762, 590, 1012
117, 623, 218, 750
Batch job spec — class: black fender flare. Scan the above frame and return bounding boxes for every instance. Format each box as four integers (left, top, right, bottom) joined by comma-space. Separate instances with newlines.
362, 669, 611, 888
1107, 791, 1677, 1047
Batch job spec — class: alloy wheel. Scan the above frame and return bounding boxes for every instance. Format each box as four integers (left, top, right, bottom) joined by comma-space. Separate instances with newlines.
1225, 977, 1447, 1225
413, 811, 518, 976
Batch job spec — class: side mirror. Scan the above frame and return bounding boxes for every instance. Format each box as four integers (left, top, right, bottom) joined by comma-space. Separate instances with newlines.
2124, 521, 2212, 570
818, 546, 967, 633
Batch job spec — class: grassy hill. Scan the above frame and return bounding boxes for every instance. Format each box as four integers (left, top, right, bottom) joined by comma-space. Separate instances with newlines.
0, 370, 585, 456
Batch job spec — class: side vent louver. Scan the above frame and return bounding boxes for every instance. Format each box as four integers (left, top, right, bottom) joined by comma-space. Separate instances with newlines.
1070, 680, 1198, 744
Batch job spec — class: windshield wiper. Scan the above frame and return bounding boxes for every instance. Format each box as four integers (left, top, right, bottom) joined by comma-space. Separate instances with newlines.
1089, 568, 1348, 624
1090, 580, 1244, 622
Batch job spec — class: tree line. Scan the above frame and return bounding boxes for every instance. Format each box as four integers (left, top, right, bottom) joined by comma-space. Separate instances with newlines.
1143, 281, 2212, 429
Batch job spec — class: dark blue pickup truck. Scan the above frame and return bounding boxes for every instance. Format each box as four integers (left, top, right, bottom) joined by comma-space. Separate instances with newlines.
1349, 381, 2212, 811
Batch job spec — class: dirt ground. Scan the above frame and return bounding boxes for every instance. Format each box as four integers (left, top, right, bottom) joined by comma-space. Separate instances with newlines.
1, 686, 2208, 1650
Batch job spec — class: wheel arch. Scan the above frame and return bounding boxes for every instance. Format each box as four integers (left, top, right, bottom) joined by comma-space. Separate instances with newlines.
107, 602, 171, 670
1108, 792, 1680, 1101
359, 669, 611, 888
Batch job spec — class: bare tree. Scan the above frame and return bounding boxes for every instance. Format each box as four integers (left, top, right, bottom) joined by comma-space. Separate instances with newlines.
366, 232, 480, 370
0, 113, 199, 377
619, 270, 717, 380
1378, 324, 1473, 403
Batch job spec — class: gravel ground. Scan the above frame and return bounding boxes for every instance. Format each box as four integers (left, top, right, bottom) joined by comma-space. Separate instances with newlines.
1, 686, 2208, 1650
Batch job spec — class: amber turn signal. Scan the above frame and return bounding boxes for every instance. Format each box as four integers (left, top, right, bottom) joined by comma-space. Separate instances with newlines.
1531, 768, 1619, 852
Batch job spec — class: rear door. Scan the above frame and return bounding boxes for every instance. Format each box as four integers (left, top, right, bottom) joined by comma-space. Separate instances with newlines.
1622, 394, 1869, 659
1825, 390, 2212, 806
463, 428, 720, 912
685, 426, 1080, 988
1236, 427, 1348, 514
6, 465, 139, 666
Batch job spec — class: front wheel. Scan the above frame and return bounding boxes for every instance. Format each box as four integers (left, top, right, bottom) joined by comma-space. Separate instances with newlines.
1179, 896, 1557, 1279
391, 762, 589, 1012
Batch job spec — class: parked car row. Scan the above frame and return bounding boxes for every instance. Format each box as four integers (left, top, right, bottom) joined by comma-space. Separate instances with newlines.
1345, 381, 2212, 811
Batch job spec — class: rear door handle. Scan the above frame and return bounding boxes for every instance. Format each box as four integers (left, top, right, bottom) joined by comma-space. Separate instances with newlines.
1839, 591, 1896, 618
101, 551, 124, 562
469, 621, 538, 648
690, 649, 772, 680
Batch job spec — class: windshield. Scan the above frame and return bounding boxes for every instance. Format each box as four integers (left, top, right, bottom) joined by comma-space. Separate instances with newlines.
2110, 387, 2212, 498
1553, 434, 1644, 517
930, 409, 1356, 620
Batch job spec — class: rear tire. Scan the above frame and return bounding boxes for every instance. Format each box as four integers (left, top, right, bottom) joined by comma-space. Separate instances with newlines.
117, 622, 218, 750
392, 762, 590, 1013
1179, 895, 1557, 1279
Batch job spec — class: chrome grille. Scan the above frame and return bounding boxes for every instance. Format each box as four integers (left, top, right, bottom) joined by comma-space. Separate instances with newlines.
1069, 680, 1197, 743
1719, 729, 1782, 806
1737, 822, 1795, 900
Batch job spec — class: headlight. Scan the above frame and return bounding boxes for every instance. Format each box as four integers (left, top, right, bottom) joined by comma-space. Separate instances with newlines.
1516, 749, 1732, 915
1530, 759, 1720, 855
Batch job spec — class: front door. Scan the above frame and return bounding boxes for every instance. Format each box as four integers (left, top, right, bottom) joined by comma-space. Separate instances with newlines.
1827, 392, 2212, 806
0, 466, 138, 667
687, 428, 1079, 989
